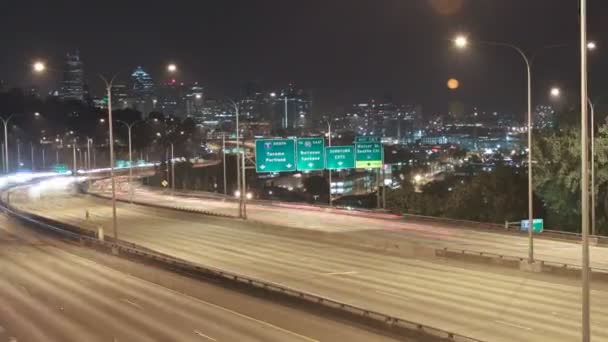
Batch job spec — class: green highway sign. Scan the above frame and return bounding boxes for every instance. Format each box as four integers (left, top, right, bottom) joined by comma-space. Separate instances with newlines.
355, 142, 383, 168
53, 164, 69, 174
355, 136, 381, 143
255, 138, 296, 173
325, 146, 355, 170
521, 219, 544, 233
296, 137, 325, 171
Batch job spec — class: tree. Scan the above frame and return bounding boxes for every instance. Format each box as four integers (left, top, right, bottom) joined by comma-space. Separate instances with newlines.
533, 124, 608, 233
387, 166, 528, 223
533, 127, 581, 230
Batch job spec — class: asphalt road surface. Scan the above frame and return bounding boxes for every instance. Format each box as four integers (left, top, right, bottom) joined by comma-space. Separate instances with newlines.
11, 186, 608, 342
89, 182, 608, 270
0, 213, 407, 342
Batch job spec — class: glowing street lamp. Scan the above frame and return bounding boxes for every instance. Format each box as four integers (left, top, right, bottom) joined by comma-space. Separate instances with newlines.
33, 61, 46, 73
587, 41, 597, 51
550, 87, 561, 97
454, 35, 468, 49
167, 63, 177, 73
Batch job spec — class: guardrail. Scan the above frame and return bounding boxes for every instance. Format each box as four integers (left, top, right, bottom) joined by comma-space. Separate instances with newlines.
401, 213, 608, 245
2, 183, 482, 342
102, 179, 608, 244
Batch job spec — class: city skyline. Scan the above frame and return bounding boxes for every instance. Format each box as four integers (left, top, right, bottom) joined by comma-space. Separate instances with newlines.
2, 0, 608, 117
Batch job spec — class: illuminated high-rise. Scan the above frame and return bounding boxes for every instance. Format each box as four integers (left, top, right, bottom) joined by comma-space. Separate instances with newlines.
130, 66, 156, 114
59, 50, 85, 101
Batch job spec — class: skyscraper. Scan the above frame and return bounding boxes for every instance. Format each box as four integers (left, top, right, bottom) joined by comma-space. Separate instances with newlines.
131, 66, 155, 98
269, 84, 312, 131
130, 66, 156, 114
59, 50, 85, 101
185, 83, 204, 117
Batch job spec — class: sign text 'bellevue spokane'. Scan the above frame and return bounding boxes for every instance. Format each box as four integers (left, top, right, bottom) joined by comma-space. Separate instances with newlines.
296, 137, 325, 171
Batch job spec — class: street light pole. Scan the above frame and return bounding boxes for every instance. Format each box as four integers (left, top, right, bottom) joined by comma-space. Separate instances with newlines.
241, 142, 247, 219
284, 96, 289, 129
86, 138, 91, 170
454, 36, 535, 264
327, 121, 333, 206
117, 121, 140, 202
170, 142, 175, 195
100, 74, 119, 239
382, 155, 386, 209
30, 142, 35, 171
524, 49, 534, 265
227, 98, 243, 218
222, 133, 227, 195
580, 0, 591, 339
0, 115, 14, 173
589, 99, 596, 236
72, 139, 77, 173
16, 140, 21, 168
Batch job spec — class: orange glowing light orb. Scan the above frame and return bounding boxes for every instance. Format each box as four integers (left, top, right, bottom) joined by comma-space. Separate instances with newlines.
447, 78, 460, 90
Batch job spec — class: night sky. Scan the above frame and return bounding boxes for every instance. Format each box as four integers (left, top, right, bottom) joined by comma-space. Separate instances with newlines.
1, 0, 607, 117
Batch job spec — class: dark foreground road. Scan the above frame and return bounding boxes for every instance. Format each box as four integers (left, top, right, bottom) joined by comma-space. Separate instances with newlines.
0, 214, 406, 342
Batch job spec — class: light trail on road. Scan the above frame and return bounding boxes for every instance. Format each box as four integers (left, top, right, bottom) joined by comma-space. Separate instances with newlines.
11, 186, 608, 341
0, 213, 405, 342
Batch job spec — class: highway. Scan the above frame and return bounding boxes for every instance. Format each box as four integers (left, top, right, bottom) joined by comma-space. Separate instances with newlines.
90, 181, 608, 270
0, 212, 405, 342
10, 184, 608, 342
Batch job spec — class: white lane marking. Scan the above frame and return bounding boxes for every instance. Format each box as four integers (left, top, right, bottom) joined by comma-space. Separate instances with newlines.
194, 330, 217, 341
374, 289, 410, 302
494, 319, 533, 331
120, 298, 142, 310
52, 249, 319, 342
321, 271, 358, 276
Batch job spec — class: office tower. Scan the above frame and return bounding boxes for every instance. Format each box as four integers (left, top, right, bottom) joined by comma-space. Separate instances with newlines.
59, 50, 85, 101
